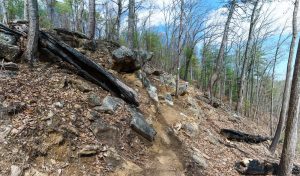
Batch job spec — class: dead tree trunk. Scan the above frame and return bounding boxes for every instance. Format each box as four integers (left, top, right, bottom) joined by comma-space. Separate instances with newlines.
270, 0, 299, 153
1, 0, 8, 25
39, 32, 139, 106
220, 129, 271, 144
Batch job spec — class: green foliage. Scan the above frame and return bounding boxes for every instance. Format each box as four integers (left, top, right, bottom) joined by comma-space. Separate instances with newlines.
7, 0, 24, 20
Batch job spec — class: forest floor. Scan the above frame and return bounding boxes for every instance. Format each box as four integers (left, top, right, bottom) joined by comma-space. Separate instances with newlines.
0, 41, 299, 176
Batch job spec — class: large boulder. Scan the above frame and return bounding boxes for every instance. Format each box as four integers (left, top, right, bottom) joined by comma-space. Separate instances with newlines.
111, 46, 153, 73
0, 43, 21, 62
111, 46, 138, 72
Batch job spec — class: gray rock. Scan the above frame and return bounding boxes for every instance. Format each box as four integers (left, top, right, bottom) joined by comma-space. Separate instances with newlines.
88, 93, 102, 107
90, 118, 118, 146
147, 85, 158, 102
111, 46, 139, 73
133, 50, 153, 66
0, 33, 17, 45
165, 93, 173, 106
190, 147, 208, 169
10, 165, 22, 176
160, 74, 176, 88
66, 78, 93, 92
78, 145, 100, 156
172, 82, 189, 96
53, 102, 64, 108
129, 107, 156, 141
0, 125, 12, 143
0, 43, 21, 62
183, 122, 199, 137
94, 96, 123, 114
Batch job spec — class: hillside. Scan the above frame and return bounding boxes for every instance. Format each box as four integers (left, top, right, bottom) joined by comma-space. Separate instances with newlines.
0, 37, 291, 176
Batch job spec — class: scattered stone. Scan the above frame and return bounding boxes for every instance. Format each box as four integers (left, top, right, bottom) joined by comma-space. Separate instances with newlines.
183, 122, 199, 137
160, 74, 176, 88
78, 145, 99, 156
10, 165, 22, 176
86, 110, 100, 121
94, 96, 123, 114
133, 50, 153, 66
53, 101, 64, 108
65, 78, 93, 92
90, 118, 118, 145
87, 93, 102, 107
129, 107, 156, 141
147, 85, 158, 102
0, 102, 26, 116
165, 93, 173, 106
61, 125, 79, 136
187, 96, 202, 118
0, 125, 12, 142
172, 82, 189, 96
189, 147, 208, 169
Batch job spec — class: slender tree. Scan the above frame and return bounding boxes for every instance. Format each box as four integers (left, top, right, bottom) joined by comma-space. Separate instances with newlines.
24, 0, 29, 21
128, 0, 135, 49
26, 0, 39, 66
270, 0, 299, 153
88, 0, 96, 39
236, 0, 261, 114
208, 0, 236, 100
1, 0, 8, 25
279, 37, 300, 176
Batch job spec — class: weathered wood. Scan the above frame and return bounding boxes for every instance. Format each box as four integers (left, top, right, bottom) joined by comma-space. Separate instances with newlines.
39, 31, 139, 106
235, 159, 300, 175
220, 129, 271, 144
0, 62, 19, 71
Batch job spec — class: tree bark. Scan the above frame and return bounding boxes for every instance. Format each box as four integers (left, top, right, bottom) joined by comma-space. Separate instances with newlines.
208, 0, 236, 101
236, 0, 260, 114
175, 0, 184, 97
270, 0, 299, 153
128, 0, 135, 49
1, 0, 8, 25
88, 0, 95, 40
24, 0, 29, 21
76, 0, 84, 32
279, 37, 300, 176
25, 0, 39, 65
116, 0, 122, 41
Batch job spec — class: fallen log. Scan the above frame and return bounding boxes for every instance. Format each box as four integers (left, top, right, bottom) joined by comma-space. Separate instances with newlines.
39, 31, 139, 106
0, 23, 139, 106
220, 129, 271, 144
235, 158, 300, 175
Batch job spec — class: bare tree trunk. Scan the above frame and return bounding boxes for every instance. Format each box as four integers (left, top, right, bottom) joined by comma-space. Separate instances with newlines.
208, 0, 236, 101
24, 0, 29, 21
1, 0, 8, 25
270, 0, 299, 153
26, 0, 39, 66
175, 0, 184, 97
88, 0, 95, 39
128, 0, 135, 49
76, 0, 84, 32
236, 0, 260, 114
279, 37, 300, 176
116, 0, 122, 41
